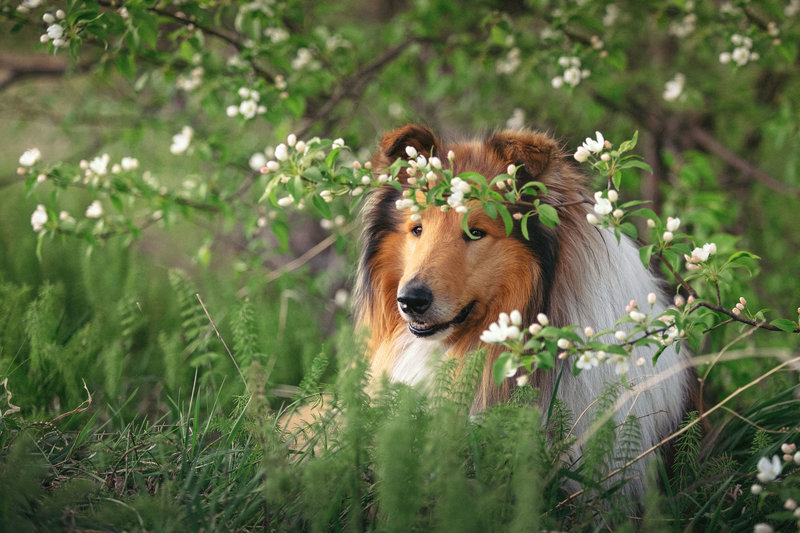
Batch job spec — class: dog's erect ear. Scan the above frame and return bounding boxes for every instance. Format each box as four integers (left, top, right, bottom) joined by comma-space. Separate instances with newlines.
372, 124, 441, 180
486, 130, 560, 182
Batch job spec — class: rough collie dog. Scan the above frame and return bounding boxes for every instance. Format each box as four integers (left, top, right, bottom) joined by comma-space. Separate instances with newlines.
355, 124, 693, 494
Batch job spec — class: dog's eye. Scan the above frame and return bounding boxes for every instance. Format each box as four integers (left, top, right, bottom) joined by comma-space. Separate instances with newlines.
465, 228, 486, 241
411, 225, 423, 237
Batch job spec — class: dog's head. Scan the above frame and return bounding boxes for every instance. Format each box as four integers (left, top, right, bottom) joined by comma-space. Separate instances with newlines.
358, 124, 588, 346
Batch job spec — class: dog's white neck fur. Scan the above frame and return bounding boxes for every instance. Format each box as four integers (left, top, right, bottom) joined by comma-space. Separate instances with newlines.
390, 331, 449, 388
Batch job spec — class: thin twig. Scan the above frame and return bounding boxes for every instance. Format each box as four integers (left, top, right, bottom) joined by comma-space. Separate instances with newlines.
264, 226, 354, 283
196, 294, 249, 393
296, 38, 417, 138
49, 379, 92, 425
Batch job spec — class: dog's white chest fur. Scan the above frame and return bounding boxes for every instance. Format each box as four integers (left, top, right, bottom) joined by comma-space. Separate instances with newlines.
390, 334, 447, 387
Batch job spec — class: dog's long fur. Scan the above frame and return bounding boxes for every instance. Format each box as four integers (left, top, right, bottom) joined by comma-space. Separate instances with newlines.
354, 124, 693, 494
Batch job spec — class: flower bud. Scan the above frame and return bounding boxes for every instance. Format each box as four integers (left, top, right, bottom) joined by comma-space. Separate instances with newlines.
557, 338, 572, 350
613, 209, 624, 219
507, 164, 516, 175
607, 189, 618, 202
614, 330, 627, 341
536, 313, 549, 326
600, 153, 611, 162
648, 293, 657, 305
529, 323, 542, 335
663, 231, 674, 242
647, 218, 656, 228
666, 217, 680, 232
750, 484, 763, 495
405, 145, 418, 158
584, 326, 595, 337
586, 213, 600, 225
287, 133, 297, 146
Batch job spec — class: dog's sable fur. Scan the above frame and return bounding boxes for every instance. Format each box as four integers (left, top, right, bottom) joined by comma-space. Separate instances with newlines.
354, 124, 693, 494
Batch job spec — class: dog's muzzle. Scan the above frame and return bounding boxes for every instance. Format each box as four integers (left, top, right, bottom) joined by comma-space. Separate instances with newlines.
397, 281, 475, 337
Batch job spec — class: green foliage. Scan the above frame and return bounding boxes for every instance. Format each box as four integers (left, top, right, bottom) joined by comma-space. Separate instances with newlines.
1, 0, 800, 530
673, 411, 702, 493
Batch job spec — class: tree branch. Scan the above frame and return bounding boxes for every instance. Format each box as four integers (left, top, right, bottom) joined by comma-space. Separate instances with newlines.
296, 37, 417, 138
689, 126, 800, 197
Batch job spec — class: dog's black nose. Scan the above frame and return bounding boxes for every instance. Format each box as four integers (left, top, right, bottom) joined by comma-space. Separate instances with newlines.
397, 283, 433, 316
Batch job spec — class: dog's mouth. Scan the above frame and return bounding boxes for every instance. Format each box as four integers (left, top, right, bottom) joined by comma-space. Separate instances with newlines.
407, 301, 477, 338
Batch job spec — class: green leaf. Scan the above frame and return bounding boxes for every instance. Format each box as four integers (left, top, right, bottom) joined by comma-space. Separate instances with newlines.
725, 251, 761, 264
311, 194, 331, 219
629, 207, 658, 221
617, 131, 639, 154
303, 166, 324, 183
537, 203, 559, 228
115, 53, 135, 79
325, 147, 341, 168
497, 204, 513, 235
520, 211, 533, 240
639, 244, 654, 269
483, 201, 497, 219
769, 319, 797, 333
618, 222, 638, 240
619, 159, 653, 174
492, 352, 513, 386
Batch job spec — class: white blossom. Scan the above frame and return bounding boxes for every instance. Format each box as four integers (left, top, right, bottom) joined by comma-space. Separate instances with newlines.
663, 73, 686, 102
480, 312, 522, 343
630, 310, 647, 322
574, 146, 590, 162
239, 99, 258, 119
19, 148, 41, 167
756, 455, 782, 482
666, 216, 681, 232
612, 353, 630, 375
582, 131, 605, 153
274, 143, 288, 161
170, 126, 194, 155
30, 204, 48, 232
89, 153, 110, 176
121, 157, 139, 171
332, 138, 345, 149
576, 352, 599, 370
277, 196, 294, 207
85, 200, 103, 219
593, 191, 613, 216
249, 152, 267, 170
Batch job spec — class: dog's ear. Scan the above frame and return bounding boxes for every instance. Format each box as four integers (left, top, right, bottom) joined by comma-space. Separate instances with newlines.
486, 130, 560, 182
372, 124, 441, 181
487, 130, 584, 206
